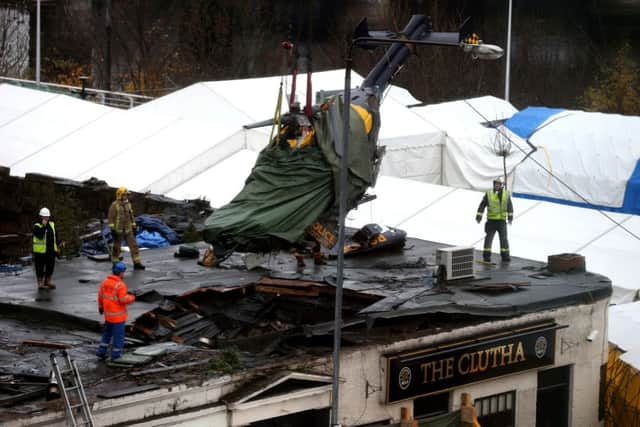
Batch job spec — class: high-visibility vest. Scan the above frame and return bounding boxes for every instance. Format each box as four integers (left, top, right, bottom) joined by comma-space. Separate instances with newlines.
486, 190, 510, 220
33, 222, 58, 254
98, 274, 135, 323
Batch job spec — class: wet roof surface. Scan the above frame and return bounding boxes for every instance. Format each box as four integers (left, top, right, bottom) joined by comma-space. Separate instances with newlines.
0, 237, 611, 418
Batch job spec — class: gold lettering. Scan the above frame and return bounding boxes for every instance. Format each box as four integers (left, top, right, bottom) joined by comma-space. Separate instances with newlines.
431, 359, 445, 381
469, 351, 478, 373
491, 346, 500, 368
514, 341, 526, 362
458, 353, 470, 375
445, 357, 454, 379
477, 349, 490, 372
418, 340, 529, 386
501, 344, 514, 366
420, 362, 431, 384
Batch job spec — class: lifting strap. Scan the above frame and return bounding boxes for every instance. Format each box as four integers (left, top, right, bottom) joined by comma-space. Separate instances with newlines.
269, 79, 284, 147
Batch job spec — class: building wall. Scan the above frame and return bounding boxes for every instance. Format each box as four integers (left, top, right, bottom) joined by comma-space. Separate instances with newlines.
5, 298, 607, 426
336, 298, 609, 426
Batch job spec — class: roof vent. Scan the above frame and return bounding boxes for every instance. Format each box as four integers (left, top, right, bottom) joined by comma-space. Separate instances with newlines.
435, 246, 475, 280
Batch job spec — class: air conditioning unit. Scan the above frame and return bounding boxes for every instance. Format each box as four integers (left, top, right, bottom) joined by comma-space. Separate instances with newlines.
435, 246, 475, 280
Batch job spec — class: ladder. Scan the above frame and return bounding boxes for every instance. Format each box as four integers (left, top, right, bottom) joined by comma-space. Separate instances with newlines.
50, 350, 95, 427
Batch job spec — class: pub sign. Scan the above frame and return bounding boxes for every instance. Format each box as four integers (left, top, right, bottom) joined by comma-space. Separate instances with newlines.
386, 323, 559, 403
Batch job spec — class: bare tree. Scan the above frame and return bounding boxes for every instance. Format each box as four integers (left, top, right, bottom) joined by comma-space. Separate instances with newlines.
0, 1, 29, 77
108, 0, 182, 95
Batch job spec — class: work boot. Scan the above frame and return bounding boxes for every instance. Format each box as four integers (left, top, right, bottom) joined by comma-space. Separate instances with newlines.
45, 276, 56, 289
133, 263, 146, 270
295, 255, 306, 268
37, 277, 45, 289
314, 257, 327, 265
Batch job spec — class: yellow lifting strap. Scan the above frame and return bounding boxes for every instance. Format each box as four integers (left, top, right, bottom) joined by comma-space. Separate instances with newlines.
269, 79, 284, 147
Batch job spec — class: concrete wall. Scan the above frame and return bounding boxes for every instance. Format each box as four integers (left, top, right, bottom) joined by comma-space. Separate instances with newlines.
0, 167, 209, 259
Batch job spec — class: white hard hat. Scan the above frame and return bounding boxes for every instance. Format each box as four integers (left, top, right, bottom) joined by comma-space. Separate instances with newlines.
39, 207, 50, 217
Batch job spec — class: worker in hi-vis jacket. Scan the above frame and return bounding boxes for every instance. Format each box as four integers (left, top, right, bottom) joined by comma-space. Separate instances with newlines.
476, 178, 513, 263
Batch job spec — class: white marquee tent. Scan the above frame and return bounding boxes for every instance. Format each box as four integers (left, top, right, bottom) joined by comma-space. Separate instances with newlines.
346, 176, 640, 295
506, 108, 640, 214
0, 70, 445, 193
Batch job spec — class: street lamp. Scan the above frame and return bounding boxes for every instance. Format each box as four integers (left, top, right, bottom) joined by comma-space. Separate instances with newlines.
505, 0, 513, 101
330, 26, 503, 427
35, 0, 40, 85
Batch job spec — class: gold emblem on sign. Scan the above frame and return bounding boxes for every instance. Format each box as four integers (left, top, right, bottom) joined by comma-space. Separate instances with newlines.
398, 366, 412, 390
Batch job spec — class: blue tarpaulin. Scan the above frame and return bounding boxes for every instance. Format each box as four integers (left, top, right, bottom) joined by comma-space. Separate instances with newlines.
505, 106, 565, 139
506, 107, 640, 215
81, 217, 178, 255
622, 160, 640, 214
135, 230, 169, 248
134, 215, 179, 244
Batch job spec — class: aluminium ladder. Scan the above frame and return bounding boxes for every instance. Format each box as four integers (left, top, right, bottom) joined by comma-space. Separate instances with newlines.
50, 350, 95, 427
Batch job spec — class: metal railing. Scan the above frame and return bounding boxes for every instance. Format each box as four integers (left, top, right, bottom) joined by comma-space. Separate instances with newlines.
0, 76, 154, 109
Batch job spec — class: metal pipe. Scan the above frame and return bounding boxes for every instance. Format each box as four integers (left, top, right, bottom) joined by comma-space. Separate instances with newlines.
505, 0, 512, 101
361, 15, 426, 90
330, 49, 353, 427
330, 29, 503, 426
36, 0, 41, 85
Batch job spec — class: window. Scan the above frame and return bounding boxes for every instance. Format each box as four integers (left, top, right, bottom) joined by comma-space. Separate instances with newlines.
536, 366, 571, 427
475, 390, 516, 427
414, 392, 449, 418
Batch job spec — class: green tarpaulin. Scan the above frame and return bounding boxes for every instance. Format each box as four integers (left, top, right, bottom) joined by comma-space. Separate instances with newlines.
204, 96, 375, 252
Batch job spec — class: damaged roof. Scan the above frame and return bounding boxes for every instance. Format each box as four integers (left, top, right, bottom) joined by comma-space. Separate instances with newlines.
0, 236, 611, 421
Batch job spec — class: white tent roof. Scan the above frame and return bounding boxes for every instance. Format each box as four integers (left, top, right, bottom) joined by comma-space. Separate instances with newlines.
204, 69, 443, 146
609, 301, 640, 369
411, 96, 525, 190
163, 146, 640, 295
508, 109, 640, 210
0, 70, 444, 191
347, 176, 639, 293
167, 149, 259, 208
0, 84, 114, 168
412, 95, 517, 129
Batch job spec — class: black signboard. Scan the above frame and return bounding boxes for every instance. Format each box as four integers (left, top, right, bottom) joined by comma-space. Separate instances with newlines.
386, 323, 560, 403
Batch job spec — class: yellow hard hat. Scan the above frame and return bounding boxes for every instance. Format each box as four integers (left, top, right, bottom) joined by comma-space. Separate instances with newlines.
116, 187, 129, 199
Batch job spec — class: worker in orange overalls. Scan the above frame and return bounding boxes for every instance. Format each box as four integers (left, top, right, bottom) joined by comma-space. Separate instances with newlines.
108, 187, 145, 270
96, 261, 135, 361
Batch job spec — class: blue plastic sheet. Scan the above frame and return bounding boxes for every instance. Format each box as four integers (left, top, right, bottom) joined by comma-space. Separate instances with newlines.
622, 160, 640, 215
81, 217, 178, 255
136, 230, 169, 248
505, 106, 565, 139
134, 215, 179, 244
